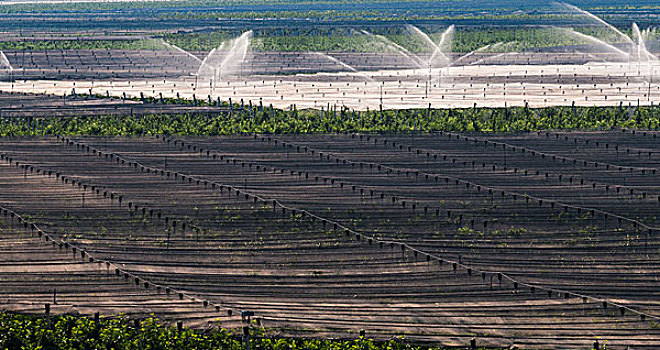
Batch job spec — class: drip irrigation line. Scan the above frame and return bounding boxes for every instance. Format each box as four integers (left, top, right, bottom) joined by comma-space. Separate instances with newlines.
350, 131, 660, 200
258, 133, 660, 235
56, 134, 660, 324
0, 152, 238, 318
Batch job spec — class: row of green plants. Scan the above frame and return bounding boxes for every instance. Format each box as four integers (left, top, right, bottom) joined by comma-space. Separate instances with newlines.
452, 26, 630, 53
1, 103, 657, 136
165, 9, 581, 22
1, 0, 657, 15
0, 38, 170, 52
0, 312, 483, 350
0, 0, 468, 14
161, 31, 232, 52
162, 26, 635, 54
0, 24, 640, 53
252, 34, 426, 54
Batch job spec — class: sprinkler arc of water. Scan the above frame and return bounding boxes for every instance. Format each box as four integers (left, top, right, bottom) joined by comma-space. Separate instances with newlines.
430, 25, 455, 65
450, 42, 503, 67
632, 23, 659, 62
470, 52, 517, 66
196, 31, 253, 80
560, 28, 631, 59
560, 3, 660, 62
196, 45, 221, 77
314, 52, 356, 72
360, 30, 424, 69
558, 2, 635, 46
161, 40, 202, 64
406, 25, 451, 66
218, 30, 253, 78
313, 52, 375, 82
0, 51, 12, 71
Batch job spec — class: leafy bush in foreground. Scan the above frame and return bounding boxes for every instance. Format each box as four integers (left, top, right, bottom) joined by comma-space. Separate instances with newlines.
0, 312, 486, 350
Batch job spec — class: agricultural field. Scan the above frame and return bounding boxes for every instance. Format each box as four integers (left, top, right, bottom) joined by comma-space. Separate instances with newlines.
0, 131, 659, 349
0, 0, 659, 349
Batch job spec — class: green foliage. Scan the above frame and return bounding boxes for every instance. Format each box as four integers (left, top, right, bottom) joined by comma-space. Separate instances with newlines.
159, 25, 634, 54
0, 24, 641, 54
0, 312, 493, 350
161, 32, 231, 52
0, 38, 169, 51
252, 34, 415, 53
0, 313, 242, 350
0, 0, 457, 14
166, 9, 393, 22
1, 103, 659, 136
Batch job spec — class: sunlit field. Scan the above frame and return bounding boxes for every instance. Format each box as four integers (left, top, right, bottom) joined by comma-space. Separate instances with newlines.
0, 1, 659, 349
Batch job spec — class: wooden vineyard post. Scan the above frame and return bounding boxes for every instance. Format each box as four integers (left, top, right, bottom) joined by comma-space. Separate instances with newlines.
241, 310, 254, 350
45, 303, 51, 329
242, 326, 251, 350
